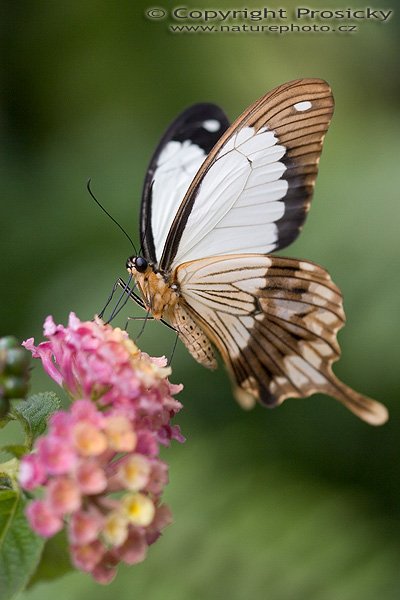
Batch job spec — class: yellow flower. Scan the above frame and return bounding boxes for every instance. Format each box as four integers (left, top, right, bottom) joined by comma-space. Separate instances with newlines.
102, 511, 129, 547
118, 454, 151, 491
73, 422, 107, 456
122, 493, 155, 526
104, 415, 137, 452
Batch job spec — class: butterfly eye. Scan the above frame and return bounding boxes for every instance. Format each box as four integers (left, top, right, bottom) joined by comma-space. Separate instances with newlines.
134, 256, 148, 273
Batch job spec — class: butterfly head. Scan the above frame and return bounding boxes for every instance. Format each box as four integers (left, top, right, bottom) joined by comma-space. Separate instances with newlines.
126, 255, 148, 274
126, 254, 178, 320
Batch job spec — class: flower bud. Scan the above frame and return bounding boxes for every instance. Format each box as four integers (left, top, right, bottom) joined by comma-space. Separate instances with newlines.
2, 376, 29, 399
0, 336, 19, 351
5, 347, 31, 375
0, 337, 30, 402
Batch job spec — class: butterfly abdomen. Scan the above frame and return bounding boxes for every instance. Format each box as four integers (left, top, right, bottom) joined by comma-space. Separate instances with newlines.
171, 304, 217, 370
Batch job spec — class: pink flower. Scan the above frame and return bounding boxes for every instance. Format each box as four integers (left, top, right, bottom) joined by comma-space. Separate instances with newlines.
146, 460, 169, 495
36, 435, 77, 475
47, 477, 81, 515
116, 528, 147, 565
25, 500, 63, 537
117, 454, 151, 491
71, 540, 105, 572
72, 421, 108, 457
69, 510, 103, 545
70, 399, 105, 427
18, 453, 45, 490
103, 414, 137, 452
92, 557, 118, 585
75, 461, 107, 494
146, 504, 173, 545
23, 315, 182, 442
21, 314, 184, 584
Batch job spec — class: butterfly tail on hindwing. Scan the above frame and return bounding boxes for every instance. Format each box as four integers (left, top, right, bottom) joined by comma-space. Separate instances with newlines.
319, 374, 388, 426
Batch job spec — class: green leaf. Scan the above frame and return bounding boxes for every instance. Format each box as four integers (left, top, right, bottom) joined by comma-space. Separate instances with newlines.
27, 530, 73, 589
0, 459, 19, 487
0, 417, 9, 430
0, 488, 44, 600
11, 392, 61, 449
1, 445, 30, 460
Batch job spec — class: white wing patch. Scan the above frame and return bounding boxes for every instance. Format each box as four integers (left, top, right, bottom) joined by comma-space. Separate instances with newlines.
171, 127, 288, 268
203, 119, 221, 132
151, 140, 206, 262
294, 100, 312, 112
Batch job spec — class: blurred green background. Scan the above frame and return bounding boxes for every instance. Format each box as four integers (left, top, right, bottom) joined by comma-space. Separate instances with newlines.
2, 0, 400, 598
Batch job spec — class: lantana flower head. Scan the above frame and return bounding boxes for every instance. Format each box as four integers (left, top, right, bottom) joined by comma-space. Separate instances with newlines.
23, 314, 183, 429
20, 314, 183, 583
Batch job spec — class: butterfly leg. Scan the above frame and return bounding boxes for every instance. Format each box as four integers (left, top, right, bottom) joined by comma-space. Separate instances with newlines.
168, 331, 180, 366
124, 315, 155, 332
106, 276, 135, 323
125, 310, 154, 341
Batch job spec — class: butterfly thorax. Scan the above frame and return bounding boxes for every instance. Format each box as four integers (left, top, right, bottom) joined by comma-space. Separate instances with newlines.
128, 265, 179, 320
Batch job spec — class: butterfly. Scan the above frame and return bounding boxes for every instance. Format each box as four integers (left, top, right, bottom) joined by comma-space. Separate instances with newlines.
124, 78, 388, 426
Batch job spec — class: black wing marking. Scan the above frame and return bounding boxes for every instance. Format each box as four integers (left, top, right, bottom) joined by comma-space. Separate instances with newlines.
140, 104, 230, 264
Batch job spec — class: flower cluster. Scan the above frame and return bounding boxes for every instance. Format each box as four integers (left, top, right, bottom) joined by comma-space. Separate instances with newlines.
20, 314, 183, 584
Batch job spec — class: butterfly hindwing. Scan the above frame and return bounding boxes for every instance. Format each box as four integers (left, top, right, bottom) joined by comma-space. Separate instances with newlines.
174, 255, 388, 425
140, 103, 230, 264
159, 79, 334, 271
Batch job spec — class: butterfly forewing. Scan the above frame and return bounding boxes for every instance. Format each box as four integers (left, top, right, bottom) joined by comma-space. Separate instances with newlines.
140, 103, 230, 264
159, 79, 334, 272
174, 255, 388, 425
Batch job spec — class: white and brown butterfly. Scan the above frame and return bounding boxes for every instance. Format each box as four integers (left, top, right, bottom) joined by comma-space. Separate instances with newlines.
124, 78, 388, 426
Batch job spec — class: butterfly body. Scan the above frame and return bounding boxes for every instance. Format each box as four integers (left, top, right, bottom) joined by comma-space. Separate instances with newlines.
126, 79, 389, 425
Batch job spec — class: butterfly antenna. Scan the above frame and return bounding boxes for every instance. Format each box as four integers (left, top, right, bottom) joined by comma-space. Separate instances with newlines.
87, 179, 138, 255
